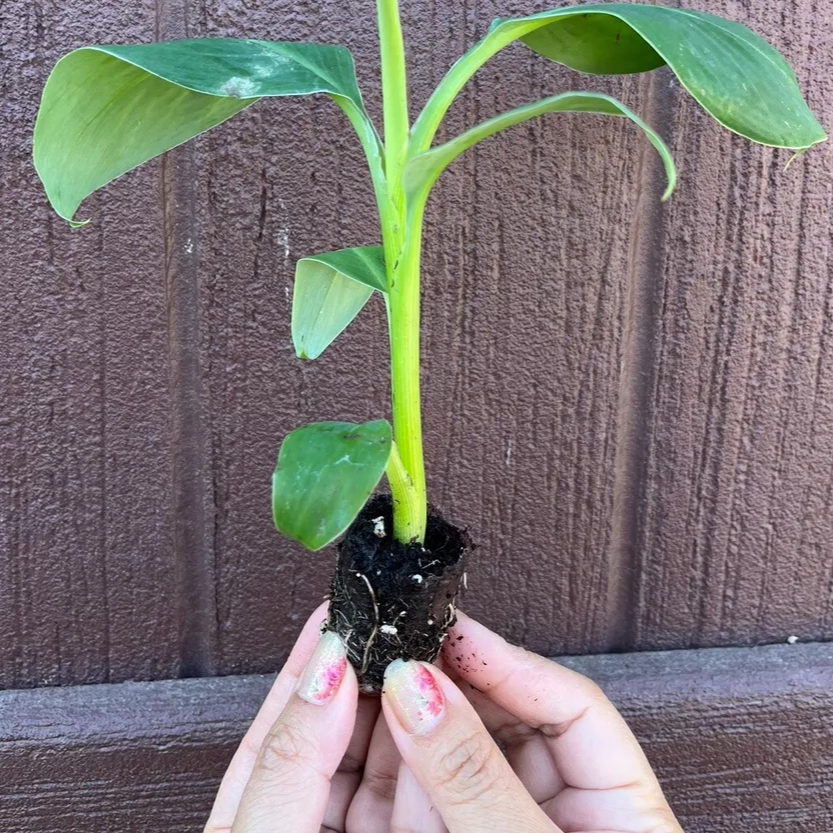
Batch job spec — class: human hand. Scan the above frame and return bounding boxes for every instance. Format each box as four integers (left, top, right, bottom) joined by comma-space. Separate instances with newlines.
204, 602, 447, 832
205, 605, 683, 832
380, 611, 684, 832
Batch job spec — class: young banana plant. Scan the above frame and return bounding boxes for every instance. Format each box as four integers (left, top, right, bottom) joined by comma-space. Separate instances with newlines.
34, 2, 825, 559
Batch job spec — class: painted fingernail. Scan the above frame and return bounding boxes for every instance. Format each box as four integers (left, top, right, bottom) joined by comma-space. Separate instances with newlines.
383, 660, 446, 735
297, 631, 348, 705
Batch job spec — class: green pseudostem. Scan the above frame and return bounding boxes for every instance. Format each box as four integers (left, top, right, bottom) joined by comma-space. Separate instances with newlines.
377, 0, 427, 544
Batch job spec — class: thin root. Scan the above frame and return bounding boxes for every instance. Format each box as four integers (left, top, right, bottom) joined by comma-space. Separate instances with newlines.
356, 572, 380, 676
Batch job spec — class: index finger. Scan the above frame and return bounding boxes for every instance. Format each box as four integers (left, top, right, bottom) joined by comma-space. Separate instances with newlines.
205, 602, 329, 832
230, 633, 358, 833
442, 612, 656, 792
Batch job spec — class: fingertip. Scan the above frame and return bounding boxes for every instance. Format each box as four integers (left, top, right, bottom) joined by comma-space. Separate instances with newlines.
278, 639, 359, 764
448, 609, 492, 631
442, 617, 604, 720
382, 660, 552, 832
382, 659, 485, 743
382, 660, 447, 737
446, 610, 509, 648
302, 600, 331, 640
296, 630, 352, 706
281, 601, 331, 678
203, 602, 341, 832
443, 612, 517, 683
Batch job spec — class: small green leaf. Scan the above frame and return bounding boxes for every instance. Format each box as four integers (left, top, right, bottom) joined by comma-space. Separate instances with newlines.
272, 420, 392, 551
34, 39, 375, 224
405, 92, 676, 203
292, 246, 387, 360
490, 4, 826, 150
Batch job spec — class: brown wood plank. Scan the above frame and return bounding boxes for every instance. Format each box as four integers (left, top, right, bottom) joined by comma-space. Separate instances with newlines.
1, 642, 830, 833
155, 0, 220, 678
180, 1, 386, 675
631, 1, 833, 650
196, 0, 833, 667
0, 2, 180, 687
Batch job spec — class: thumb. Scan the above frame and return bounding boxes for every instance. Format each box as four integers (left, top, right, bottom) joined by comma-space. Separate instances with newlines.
381, 660, 558, 833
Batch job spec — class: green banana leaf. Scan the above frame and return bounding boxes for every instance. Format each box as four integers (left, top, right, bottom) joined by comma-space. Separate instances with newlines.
33, 39, 376, 225
272, 420, 392, 551
405, 91, 677, 203
492, 3, 826, 149
292, 246, 387, 360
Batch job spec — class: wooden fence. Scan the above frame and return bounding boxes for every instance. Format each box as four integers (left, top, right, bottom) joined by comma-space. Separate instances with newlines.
1, 0, 832, 830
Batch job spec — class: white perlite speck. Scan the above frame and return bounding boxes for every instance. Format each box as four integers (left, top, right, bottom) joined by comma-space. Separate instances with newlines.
372, 516, 386, 537
380, 624, 398, 635
412, 574, 423, 584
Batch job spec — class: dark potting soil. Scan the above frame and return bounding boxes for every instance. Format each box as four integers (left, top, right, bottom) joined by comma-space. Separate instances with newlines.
326, 494, 470, 693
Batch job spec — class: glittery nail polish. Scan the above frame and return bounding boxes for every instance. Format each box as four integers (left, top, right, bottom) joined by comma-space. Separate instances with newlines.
297, 631, 348, 705
384, 659, 446, 735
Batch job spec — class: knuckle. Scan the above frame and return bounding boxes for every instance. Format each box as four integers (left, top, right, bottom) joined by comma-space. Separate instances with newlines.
338, 749, 364, 775
492, 716, 537, 748
258, 718, 318, 776
578, 676, 606, 701
360, 763, 398, 801
539, 707, 588, 740
434, 729, 501, 803
629, 780, 683, 833
239, 731, 263, 762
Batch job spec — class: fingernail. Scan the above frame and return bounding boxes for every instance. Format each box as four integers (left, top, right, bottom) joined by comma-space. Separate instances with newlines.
383, 660, 446, 735
296, 631, 348, 705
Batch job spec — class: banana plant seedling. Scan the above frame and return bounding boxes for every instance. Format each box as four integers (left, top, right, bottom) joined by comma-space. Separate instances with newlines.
34, 1, 825, 690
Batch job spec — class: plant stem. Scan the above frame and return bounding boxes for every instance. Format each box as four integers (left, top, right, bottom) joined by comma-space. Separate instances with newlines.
387, 201, 426, 542
410, 23, 540, 154
377, 0, 409, 211
385, 440, 422, 540
377, 0, 427, 543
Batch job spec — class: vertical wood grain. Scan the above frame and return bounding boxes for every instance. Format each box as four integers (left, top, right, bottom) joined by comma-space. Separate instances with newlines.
193, 0, 390, 673
420, 13, 645, 656
0, 1, 179, 687
155, 0, 219, 678
631, 0, 833, 649
194, 0, 833, 664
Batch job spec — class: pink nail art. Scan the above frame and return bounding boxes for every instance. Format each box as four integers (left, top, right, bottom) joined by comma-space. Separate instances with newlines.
384, 660, 446, 734
297, 631, 348, 705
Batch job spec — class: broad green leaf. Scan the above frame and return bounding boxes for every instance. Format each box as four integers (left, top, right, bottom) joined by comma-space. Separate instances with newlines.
272, 420, 392, 551
405, 92, 676, 203
292, 246, 387, 360
415, 3, 825, 153
510, 5, 826, 148
34, 39, 376, 225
